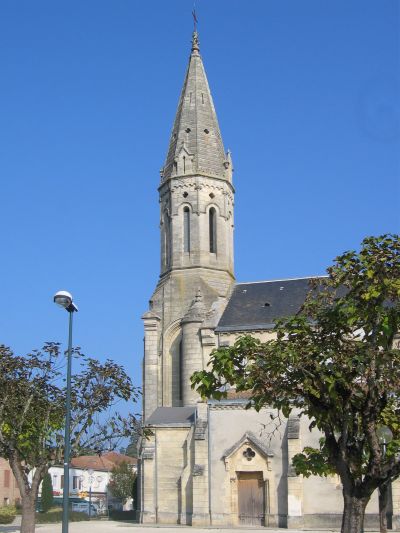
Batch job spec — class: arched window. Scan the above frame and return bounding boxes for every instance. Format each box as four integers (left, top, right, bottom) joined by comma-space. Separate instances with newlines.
163, 212, 171, 268
209, 207, 217, 253
183, 207, 190, 252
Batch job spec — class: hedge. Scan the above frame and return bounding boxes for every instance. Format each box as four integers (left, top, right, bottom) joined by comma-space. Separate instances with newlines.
0, 505, 16, 524
36, 508, 92, 523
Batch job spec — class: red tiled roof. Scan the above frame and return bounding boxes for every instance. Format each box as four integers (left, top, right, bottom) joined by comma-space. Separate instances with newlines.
70, 452, 137, 471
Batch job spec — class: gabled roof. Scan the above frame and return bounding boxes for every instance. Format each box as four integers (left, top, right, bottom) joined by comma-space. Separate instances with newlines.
162, 31, 227, 181
216, 277, 323, 332
70, 452, 137, 471
222, 431, 274, 460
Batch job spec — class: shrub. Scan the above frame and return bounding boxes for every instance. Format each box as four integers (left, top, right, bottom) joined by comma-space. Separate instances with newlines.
41, 473, 54, 512
0, 505, 16, 524
35, 508, 93, 523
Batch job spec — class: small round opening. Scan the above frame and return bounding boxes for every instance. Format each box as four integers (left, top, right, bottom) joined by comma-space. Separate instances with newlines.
263, 302, 271, 307
209, 193, 215, 199
204, 128, 209, 134
185, 128, 191, 133
183, 192, 188, 198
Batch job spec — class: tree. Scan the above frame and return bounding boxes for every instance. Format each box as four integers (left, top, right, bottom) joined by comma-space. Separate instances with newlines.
125, 428, 140, 458
0, 342, 140, 533
40, 473, 53, 513
192, 235, 400, 533
108, 461, 136, 505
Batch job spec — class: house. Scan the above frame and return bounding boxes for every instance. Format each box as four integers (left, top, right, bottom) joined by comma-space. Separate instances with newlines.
0, 458, 20, 507
41, 452, 137, 512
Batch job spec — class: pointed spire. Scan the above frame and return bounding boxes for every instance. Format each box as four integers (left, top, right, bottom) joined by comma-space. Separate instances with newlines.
182, 287, 207, 323
161, 32, 228, 182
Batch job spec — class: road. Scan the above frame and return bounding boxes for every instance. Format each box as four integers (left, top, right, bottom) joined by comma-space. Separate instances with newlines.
0, 518, 384, 533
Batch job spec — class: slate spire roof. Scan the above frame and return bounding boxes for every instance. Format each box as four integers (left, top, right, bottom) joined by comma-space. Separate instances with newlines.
161, 31, 229, 181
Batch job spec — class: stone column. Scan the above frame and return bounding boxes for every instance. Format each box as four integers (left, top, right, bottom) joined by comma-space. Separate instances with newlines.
140, 435, 156, 523
192, 401, 210, 526
142, 311, 160, 421
181, 289, 206, 406
286, 416, 304, 528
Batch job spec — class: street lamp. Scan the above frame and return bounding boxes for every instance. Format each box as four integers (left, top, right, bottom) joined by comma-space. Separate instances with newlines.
377, 425, 394, 532
87, 468, 94, 520
54, 290, 78, 533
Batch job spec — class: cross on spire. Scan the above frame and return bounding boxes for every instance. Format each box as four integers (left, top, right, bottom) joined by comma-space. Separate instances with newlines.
192, 6, 198, 32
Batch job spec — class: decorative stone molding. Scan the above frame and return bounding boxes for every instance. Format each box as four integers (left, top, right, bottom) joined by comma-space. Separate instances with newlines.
142, 447, 155, 460
194, 419, 207, 440
287, 416, 300, 439
200, 328, 216, 347
193, 464, 205, 476
222, 431, 274, 465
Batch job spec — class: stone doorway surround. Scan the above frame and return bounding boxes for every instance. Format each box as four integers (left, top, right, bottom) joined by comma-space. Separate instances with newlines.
222, 432, 277, 527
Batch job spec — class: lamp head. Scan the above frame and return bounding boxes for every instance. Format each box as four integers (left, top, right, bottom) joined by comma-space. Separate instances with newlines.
53, 290, 78, 312
377, 425, 393, 445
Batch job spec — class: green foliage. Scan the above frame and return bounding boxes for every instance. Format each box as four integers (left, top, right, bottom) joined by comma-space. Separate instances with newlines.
41, 472, 54, 512
0, 342, 141, 532
35, 508, 93, 523
0, 505, 16, 524
192, 235, 400, 503
109, 461, 136, 504
292, 440, 337, 478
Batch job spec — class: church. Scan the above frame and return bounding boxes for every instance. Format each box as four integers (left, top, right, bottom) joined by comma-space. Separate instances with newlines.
137, 29, 397, 528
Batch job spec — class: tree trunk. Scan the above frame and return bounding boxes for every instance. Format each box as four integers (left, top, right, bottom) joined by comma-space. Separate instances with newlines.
379, 482, 390, 533
341, 492, 368, 533
21, 495, 37, 533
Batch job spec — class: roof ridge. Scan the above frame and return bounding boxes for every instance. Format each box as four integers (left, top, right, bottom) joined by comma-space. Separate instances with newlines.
235, 275, 328, 285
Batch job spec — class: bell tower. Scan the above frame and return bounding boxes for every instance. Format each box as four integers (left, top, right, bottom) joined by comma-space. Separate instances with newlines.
159, 31, 234, 278
143, 30, 235, 420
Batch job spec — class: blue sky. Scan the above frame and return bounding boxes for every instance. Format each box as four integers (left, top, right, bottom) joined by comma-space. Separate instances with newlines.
0, 1, 399, 412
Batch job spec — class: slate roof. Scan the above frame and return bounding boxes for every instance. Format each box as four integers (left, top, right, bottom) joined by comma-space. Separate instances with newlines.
145, 407, 196, 427
216, 277, 323, 332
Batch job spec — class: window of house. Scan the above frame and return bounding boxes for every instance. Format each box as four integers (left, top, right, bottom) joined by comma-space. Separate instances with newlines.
209, 207, 217, 253
183, 207, 190, 252
4, 470, 10, 488
72, 476, 82, 490
61, 475, 64, 489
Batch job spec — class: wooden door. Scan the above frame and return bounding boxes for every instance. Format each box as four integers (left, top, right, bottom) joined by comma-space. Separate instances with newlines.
237, 472, 265, 526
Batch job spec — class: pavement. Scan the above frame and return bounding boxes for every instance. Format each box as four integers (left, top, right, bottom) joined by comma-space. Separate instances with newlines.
0, 518, 385, 533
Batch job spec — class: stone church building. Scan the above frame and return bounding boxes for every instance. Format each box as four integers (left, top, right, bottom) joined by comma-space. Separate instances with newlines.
138, 31, 399, 528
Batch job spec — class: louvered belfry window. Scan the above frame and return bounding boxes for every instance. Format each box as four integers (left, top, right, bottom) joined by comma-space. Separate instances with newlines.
183, 207, 190, 252
209, 207, 217, 253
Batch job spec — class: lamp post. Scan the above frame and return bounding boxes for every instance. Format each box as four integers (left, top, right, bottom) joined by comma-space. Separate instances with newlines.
377, 426, 393, 533
87, 468, 94, 520
54, 290, 78, 533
